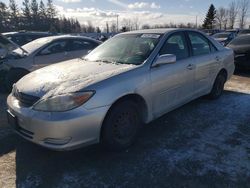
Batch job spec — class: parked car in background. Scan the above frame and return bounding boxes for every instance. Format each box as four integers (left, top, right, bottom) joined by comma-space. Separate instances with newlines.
203, 29, 222, 36
1, 35, 101, 91
2, 31, 54, 46
227, 34, 250, 70
0, 34, 19, 60
7, 29, 234, 151
237, 29, 250, 36
226, 29, 240, 35
212, 32, 236, 46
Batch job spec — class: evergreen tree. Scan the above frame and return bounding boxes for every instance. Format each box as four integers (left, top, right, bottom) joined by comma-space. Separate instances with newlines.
0, 2, 9, 31
31, 0, 39, 29
38, 0, 46, 19
47, 0, 56, 20
22, 0, 31, 28
38, 0, 48, 31
9, 0, 19, 30
202, 4, 216, 29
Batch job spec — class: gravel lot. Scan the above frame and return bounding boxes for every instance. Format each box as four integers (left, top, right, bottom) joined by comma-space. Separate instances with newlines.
0, 72, 250, 188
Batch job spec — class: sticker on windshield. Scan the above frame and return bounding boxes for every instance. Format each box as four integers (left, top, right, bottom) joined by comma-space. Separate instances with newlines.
141, 34, 160, 39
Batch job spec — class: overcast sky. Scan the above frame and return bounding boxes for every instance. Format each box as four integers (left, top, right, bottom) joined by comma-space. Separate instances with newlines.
2, 0, 247, 29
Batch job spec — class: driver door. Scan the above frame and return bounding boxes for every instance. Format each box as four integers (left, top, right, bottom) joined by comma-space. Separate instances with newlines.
33, 40, 69, 70
150, 32, 195, 118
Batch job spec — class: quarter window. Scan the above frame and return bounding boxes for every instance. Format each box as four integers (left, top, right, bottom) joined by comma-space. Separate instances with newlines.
159, 32, 189, 60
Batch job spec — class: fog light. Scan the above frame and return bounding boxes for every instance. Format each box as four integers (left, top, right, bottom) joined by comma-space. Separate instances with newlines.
44, 137, 71, 145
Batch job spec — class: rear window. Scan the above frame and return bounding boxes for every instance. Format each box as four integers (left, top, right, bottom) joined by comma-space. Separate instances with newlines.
229, 36, 250, 45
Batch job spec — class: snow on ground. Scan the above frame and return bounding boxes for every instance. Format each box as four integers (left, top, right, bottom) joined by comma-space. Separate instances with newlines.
225, 74, 250, 94
0, 73, 250, 187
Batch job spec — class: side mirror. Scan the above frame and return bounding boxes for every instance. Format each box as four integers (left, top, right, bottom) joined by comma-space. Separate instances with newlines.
152, 54, 176, 67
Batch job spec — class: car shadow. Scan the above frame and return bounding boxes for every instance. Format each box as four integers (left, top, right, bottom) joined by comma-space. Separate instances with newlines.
1, 90, 250, 187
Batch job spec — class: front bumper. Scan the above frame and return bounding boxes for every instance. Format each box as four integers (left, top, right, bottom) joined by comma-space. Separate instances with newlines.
7, 94, 110, 151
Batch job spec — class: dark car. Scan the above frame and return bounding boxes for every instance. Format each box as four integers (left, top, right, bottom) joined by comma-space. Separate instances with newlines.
227, 35, 250, 70
212, 32, 236, 46
238, 29, 250, 36
2, 31, 54, 46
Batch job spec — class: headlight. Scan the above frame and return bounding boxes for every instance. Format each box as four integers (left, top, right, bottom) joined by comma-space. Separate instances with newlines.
33, 91, 95, 112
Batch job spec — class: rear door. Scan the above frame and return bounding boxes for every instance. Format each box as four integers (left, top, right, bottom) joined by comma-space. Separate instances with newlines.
150, 31, 195, 117
33, 39, 69, 70
187, 31, 220, 95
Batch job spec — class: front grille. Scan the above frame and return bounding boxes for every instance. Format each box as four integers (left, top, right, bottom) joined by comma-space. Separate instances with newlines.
13, 88, 40, 107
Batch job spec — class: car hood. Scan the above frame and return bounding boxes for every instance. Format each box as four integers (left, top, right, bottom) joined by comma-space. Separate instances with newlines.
16, 59, 136, 99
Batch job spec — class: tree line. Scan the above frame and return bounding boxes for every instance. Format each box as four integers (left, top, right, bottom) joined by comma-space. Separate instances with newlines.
203, 0, 250, 30
0, 0, 82, 33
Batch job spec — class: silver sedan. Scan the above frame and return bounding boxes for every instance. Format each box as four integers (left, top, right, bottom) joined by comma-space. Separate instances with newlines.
7, 29, 235, 151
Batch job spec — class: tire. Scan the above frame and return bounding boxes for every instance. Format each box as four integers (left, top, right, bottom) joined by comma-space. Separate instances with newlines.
101, 101, 141, 151
208, 73, 226, 99
4, 69, 29, 92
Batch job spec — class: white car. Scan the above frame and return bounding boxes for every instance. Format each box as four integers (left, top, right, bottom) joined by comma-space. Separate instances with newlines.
2, 35, 101, 91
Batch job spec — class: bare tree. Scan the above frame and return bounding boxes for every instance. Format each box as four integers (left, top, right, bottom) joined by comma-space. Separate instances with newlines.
238, 0, 249, 29
110, 22, 117, 33
132, 17, 140, 30
217, 7, 228, 29
228, 1, 239, 29
122, 18, 132, 31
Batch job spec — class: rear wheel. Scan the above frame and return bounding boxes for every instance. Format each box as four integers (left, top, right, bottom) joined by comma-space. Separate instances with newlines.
101, 101, 141, 151
4, 69, 29, 92
208, 73, 226, 99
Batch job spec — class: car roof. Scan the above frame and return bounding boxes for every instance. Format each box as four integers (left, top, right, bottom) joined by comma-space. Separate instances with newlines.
214, 32, 231, 35
2, 31, 51, 35
119, 28, 205, 35
34, 35, 101, 43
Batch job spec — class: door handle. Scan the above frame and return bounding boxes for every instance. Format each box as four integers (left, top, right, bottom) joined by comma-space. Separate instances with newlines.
215, 56, 221, 62
187, 64, 194, 70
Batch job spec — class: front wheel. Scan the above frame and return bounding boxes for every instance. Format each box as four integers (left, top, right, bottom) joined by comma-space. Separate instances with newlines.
101, 101, 141, 151
208, 73, 226, 99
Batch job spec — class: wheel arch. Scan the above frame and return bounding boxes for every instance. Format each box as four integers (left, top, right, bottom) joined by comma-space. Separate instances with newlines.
218, 68, 228, 80
100, 93, 148, 139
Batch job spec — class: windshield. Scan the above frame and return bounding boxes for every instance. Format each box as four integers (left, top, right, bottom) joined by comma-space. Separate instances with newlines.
229, 36, 250, 45
13, 37, 52, 55
213, 33, 229, 38
84, 33, 162, 65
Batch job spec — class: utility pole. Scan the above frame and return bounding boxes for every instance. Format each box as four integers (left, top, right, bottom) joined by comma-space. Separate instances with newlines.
196, 15, 198, 29
116, 15, 119, 32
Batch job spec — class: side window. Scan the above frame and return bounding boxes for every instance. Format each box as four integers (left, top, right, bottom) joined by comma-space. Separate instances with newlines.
39, 40, 67, 55
67, 40, 97, 51
188, 32, 211, 56
159, 32, 189, 60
